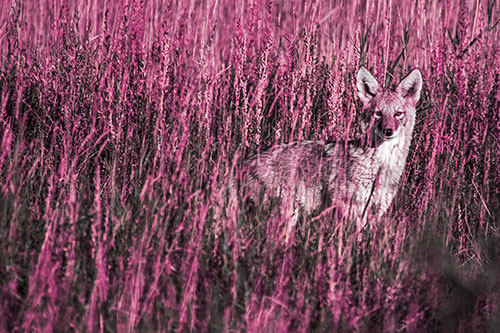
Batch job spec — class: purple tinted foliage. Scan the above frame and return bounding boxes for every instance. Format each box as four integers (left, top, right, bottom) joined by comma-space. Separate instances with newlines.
0, 0, 499, 331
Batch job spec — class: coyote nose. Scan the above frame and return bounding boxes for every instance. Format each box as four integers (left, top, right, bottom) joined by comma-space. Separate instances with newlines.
383, 129, 393, 137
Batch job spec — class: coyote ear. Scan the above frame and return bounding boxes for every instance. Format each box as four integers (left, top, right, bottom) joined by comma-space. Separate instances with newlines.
357, 67, 380, 106
397, 69, 422, 107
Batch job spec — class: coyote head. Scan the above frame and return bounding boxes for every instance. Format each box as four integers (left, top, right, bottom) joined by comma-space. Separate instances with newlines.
357, 67, 422, 140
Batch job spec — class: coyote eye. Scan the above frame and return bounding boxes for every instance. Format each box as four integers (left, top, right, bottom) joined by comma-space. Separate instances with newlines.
375, 111, 383, 117
395, 111, 404, 117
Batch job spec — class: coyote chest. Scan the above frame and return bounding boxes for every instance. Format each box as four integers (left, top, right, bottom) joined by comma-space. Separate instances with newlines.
340, 133, 409, 220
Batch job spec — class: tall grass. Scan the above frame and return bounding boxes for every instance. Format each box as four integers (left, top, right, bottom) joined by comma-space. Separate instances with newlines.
1, 0, 499, 331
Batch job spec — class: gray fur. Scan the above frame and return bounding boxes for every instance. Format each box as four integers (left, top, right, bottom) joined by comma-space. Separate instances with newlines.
233, 67, 422, 228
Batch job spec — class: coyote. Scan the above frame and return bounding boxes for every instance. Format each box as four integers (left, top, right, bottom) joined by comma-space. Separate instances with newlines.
232, 67, 422, 227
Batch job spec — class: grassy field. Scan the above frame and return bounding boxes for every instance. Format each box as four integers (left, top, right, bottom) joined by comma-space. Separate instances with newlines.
1, 0, 499, 331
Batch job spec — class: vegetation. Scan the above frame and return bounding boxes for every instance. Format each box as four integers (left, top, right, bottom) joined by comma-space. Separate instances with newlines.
0, 0, 499, 331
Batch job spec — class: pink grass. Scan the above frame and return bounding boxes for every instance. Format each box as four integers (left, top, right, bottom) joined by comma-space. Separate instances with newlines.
0, 0, 500, 331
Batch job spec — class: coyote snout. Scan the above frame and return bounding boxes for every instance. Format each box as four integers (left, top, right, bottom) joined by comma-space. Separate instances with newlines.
376, 109, 401, 139
232, 67, 423, 228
